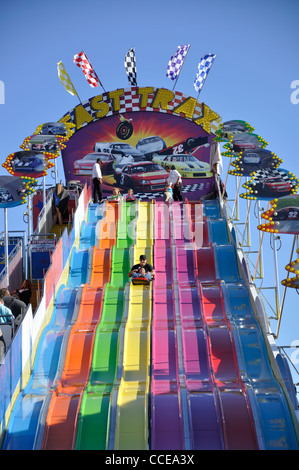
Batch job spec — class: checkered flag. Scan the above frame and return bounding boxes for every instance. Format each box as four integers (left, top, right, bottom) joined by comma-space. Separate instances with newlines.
124, 47, 137, 86
166, 45, 190, 81
194, 53, 216, 93
57, 61, 79, 98
73, 51, 103, 88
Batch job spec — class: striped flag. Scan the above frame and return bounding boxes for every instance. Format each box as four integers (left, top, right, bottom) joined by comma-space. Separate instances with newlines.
194, 53, 216, 93
124, 47, 137, 86
57, 61, 78, 97
73, 51, 102, 88
166, 44, 190, 80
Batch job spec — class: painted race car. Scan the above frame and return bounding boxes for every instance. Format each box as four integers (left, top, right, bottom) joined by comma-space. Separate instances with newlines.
272, 207, 299, 221
113, 153, 149, 175
230, 133, 263, 153
0, 188, 13, 203
153, 154, 213, 178
154, 135, 209, 157
262, 177, 292, 193
73, 152, 114, 175
13, 155, 47, 174
114, 161, 169, 192
94, 142, 146, 160
40, 122, 68, 136
136, 136, 166, 156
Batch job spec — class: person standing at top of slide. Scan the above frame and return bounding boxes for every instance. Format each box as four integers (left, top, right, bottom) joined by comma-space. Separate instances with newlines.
92, 158, 103, 203
165, 165, 183, 201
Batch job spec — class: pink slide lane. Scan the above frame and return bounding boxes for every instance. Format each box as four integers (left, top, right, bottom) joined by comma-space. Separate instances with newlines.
176, 240, 224, 450
151, 202, 184, 450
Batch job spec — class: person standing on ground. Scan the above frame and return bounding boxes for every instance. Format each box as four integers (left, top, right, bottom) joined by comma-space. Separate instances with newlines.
0, 298, 13, 324
92, 158, 103, 203
0, 288, 26, 319
165, 165, 183, 201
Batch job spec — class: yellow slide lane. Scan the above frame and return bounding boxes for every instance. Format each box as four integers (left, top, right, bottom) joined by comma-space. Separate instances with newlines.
114, 201, 153, 450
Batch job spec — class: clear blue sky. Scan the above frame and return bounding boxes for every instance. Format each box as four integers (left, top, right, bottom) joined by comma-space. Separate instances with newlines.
0, 0, 299, 382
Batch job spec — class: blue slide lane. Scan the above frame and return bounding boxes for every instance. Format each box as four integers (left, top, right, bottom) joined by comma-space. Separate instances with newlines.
214, 240, 299, 449
2, 286, 78, 449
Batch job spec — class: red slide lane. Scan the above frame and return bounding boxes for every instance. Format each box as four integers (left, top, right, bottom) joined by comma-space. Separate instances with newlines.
179, 200, 259, 450
200, 282, 259, 450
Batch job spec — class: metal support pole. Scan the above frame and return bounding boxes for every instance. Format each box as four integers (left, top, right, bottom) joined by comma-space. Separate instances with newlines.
257, 201, 264, 278
43, 176, 46, 208
54, 159, 58, 186
272, 233, 281, 320
253, 201, 268, 281
28, 193, 32, 239
275, 234, 297, 338
222, 156, 232, 198
4, 208, 9, 287
246, 178, 251, 247
240, 199, 251, 247
230, 176, 242, 221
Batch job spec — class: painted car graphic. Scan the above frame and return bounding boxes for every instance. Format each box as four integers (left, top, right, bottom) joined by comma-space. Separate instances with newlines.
0, 188, 14, 203
231, 133, 263, 153
272, 207, 299, 221
73, 152, 114, 175
220, 120, 249, 139
40, 122, 68, 136
94, 142, 146, 160
13, 155, 47, 174
154, 154, 213, 178
155, 135, 209, 156
136, 136, 166, 156
114, 162, 169, 192
262, 177, 291, 193
241, 153, 261, 164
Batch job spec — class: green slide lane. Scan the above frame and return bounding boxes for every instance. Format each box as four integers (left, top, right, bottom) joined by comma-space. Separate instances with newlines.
75, 202, 136, 450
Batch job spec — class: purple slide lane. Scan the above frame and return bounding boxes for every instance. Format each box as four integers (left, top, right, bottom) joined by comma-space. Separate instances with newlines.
173, 201, 259, 449
176, 242, 224, 450
151, 203, 184, 450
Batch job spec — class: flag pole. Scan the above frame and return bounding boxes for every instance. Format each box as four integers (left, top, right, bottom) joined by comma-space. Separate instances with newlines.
195, 54, 216, 100
82, 49, 106, 93
196, 72, 209, 101
58, 60, 82, 104
196, 61, 214, 101
172, 44, 191, 91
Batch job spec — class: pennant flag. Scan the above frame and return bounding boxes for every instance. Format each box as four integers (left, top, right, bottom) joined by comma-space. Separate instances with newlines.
124, 47, 137, 86
57, 61, 78, 97
194, 53, 216, 93
73, 51, 102, 88
166, 44, 190, 81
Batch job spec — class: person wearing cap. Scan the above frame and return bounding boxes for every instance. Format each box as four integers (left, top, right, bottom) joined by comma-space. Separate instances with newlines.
128, 254, 155, 281
92, 158, 103, 203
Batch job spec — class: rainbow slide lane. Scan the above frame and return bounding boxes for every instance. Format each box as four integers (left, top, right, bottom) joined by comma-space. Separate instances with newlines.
40, 201, 120, 450
113, 201, 153, 450
150, 199, 299, 450
173, 201, 258, 450
151, 201, 184, 449
74, 201, 137, 449
1, 201, 107, 450
2, 198, 299, 450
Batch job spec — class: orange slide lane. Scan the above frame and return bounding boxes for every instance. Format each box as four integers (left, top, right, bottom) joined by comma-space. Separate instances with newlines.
41, 204, 118, 450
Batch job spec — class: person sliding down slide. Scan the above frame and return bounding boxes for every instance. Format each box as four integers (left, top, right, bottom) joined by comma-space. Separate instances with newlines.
128, 254, 155, 284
